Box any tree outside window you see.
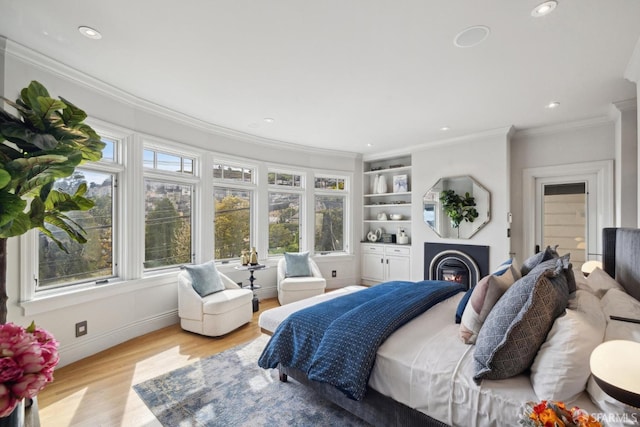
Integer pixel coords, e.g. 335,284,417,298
144,180,192,269
38,170,114,289
214,187,251,260
268,192,300,254
314,195,345,253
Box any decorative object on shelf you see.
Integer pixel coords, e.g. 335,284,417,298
381,233,395,243
367,228,383,242
376,212,388,221
240,250,249,266
376,174,388,194
393,174,408,193
0,81,105,324
389,214,403,220
440,189,479,229
518,400,602,427
0,321,59,420
372,174,380,194
590,340,640,408
249,247,258,265
397,228,409,245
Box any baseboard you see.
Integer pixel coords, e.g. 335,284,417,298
58,310,179,367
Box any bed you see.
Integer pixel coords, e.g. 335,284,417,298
258,228,640,427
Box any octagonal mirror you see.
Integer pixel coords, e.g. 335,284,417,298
423,175,490,239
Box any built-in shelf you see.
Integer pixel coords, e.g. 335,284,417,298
363,192,411,197
364,165,412,175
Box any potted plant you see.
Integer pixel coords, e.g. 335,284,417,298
0,81,105,324
439,189,479,233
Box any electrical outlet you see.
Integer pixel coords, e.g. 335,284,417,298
75,320,88,337
331,270,337,278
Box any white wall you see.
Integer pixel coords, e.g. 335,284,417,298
409,129,512,280
612,100,638,227
2,40,361,367
510,120,616,261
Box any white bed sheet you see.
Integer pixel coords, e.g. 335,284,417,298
369,293,600,426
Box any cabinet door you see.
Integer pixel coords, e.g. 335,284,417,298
362,252,385,282
385,255,411,281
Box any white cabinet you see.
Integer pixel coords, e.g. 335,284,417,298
361,243,411,285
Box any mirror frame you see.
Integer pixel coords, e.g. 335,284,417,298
423,175,490,239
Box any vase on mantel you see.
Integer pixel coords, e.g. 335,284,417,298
0,399,25,427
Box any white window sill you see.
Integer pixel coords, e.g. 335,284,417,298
20,271,179,316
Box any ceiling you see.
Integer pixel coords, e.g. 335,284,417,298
1,1,639,155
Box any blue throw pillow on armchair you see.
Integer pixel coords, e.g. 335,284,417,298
284,252,311,277
184,261,225,297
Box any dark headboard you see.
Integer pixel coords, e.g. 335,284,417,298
602,227,640,301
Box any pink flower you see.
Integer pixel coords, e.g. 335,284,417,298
0,357,23,382
0,322,59,407
0,383,18,418
11,373,48,399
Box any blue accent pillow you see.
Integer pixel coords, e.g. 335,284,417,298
184,261,225,297
520,245,559,276
455,288,473,324
473,255,571,383
492,258,514,276
284,252,311,277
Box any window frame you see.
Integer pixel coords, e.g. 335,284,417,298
267,168,306,256
312,171,351,255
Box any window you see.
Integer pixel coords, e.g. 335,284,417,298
143,147,195,270
144,180,193,269
38,169,115,289
269,192,301,254
144,149,193,174
268,172,302,187
314,174,348,253
213,161,256,260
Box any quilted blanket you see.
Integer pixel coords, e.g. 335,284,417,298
258,280,465,400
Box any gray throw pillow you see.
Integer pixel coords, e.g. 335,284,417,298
184,261,225,297
284,252,311,277
520,245,559,276
473,255,571,383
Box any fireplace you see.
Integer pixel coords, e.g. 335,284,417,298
424,243,490,289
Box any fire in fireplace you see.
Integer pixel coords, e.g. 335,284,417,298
424,243,490,289
438,258,470,286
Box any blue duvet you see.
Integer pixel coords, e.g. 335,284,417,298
258,280,465,400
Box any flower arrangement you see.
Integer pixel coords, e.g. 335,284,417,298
519,400,602,427
0,322,59,417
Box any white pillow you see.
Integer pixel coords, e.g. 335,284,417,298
530,290,606,403
573,268,596,295
600,288,640,342
586,267,625,298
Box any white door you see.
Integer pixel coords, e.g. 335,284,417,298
523,160,613,267
386,255,411,281
362,252,385,282
534,176,596,271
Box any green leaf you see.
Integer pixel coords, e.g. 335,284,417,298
0,190,27,227
59,97,87,125
0,169,10,189
0,211,31,238
23,81,50,113
37,97,66,120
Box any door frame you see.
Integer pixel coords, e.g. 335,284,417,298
522,160,614,261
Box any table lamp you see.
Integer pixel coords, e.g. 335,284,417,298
581,260,603,276
590,340,640,408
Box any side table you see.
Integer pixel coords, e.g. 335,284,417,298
234,264,268,312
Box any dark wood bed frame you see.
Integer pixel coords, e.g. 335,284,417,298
277,228,640,427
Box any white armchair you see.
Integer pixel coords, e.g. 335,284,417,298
277,256,326,305
178,269,253,336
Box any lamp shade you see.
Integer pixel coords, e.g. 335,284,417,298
581,260,603,275
590,340,640,408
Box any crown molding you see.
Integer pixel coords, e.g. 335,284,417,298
612,98,638,113
624,35,640,83
1,37,359,160
512,115,613,138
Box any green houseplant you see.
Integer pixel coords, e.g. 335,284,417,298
439,189,479,230
0,81,105,323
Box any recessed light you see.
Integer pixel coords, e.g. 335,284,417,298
454,25,491,48
545,101,560,109
531,1,558,18
78,26,102,40
263,118,275,124
440,126,450,131
367,143,373,147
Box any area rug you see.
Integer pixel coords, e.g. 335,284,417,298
133,334,371,427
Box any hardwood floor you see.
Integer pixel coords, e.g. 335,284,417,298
38,298,280,427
